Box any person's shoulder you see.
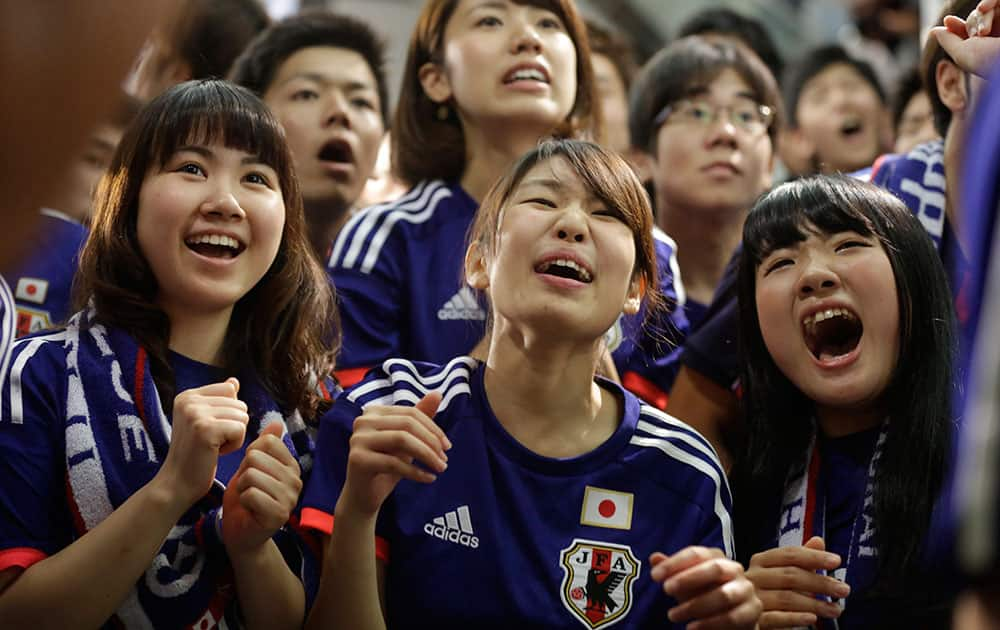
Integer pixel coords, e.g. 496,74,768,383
340,355,479,412
328,180,464,273
1,327,70,421
626,402,727,491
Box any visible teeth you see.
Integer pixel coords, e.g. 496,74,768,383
539,258,592,281
802,307,856,331
509,68,546,82
186,234,240,250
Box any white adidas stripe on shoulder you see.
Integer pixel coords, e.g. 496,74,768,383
347,356,477,413
638,406,724,467
7,330,67,424
328,181,431,269
0,277,17,396
653,226,686,306
335,181,453,273
630,407,733,558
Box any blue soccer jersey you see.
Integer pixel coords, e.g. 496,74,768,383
0,324,314,629
328,181,690,402
301,357,732,629
5,209,88,337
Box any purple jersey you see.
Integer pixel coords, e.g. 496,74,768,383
328,181,690,402
6,209,88,337
301,357,731,629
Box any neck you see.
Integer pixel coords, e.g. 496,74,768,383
482,322,619,458
943,125,967,255
657,203,744,304
163,305,232,367
304,197,352,262
460,121,554,202
815,404,884,438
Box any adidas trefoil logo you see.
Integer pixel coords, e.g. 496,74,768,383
437,287,486,321
423,504,480,548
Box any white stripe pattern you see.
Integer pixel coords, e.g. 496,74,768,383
630,408,733,558
328,181,431,269
337,181,453,273
653,227,686,307
8,331,67,424
0,277,19,419
347,356,476,414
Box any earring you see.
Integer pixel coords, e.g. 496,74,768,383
436,104,449,121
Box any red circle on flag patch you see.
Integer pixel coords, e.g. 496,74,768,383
26,285,36,295
598,499,616,518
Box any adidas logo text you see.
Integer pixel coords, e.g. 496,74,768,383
437,287,486,321
424,505,479,548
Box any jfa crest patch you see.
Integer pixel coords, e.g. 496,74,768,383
559,538,640,629
15,305,51,337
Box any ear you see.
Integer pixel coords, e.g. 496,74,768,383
418,61,453,104
623,275,645,316
936,59,968,116
777,127,815,177
465,241,490,290
627,149,656,186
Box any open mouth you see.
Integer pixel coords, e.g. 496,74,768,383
318,139,354,166
802,307,863,361
840,117,864,138
185,233,245,259
503,66,549,85
535,258,592,283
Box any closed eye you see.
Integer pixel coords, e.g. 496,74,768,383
291,88,319,101
526,197,557,208
592,208,623,221
835,239,871,252
351,97,375,110
762,257,793,275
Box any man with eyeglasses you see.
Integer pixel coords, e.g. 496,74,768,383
629,36,781,332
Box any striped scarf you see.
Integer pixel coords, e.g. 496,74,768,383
63,308,316,629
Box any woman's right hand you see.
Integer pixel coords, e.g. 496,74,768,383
156,377,250,510
746,536,850,629
336,391,450,518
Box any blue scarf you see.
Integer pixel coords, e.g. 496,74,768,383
63,308,317,629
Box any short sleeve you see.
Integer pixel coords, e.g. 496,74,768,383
0,336,72,571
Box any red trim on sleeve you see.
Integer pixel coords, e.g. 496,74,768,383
0,547,47,571
335,366,371,388
622,371,669,410
375,537,390,564
300,507,335,535
298,509,391,563
869,153,889,181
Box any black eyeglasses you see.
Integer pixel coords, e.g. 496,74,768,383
653,99,775,136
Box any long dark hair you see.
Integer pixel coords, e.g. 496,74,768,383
734,175,956,587
76,79,338,417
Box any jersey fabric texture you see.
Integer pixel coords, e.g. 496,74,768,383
5,209,88,337
0,313,316,629
328,181,690,404
301,357,731,629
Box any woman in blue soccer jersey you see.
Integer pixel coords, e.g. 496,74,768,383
733,176,959,628
328,0,688,408
305,139,761,629
0,80,337,628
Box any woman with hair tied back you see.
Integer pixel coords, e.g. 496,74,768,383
0,80,338,629
327,0,688,411
305,139,761,630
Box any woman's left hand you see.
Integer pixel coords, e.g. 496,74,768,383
651,546,761,630
221,423,303,555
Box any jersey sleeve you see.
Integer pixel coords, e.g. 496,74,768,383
0,335,72,571
680,249,741,392
327,209,406,377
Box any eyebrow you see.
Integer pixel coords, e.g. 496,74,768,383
175,145,268,166
520,177,564,192
464,0,509,15
274,72,375,93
